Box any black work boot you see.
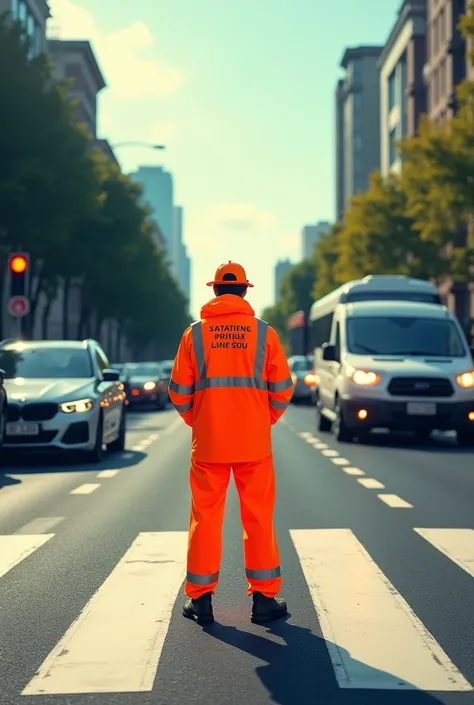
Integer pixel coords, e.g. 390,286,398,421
182,592,214,624
251,591,288,624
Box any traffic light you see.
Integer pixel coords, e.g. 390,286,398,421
8,252,30,297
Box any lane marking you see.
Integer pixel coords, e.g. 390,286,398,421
414,529,474,579
164,417,182,434
0,534,54,578
358,478,385,489
131,445,147,452
298,432,314,439
343,467,365,476
378,494,413,508
321,449,339,457
148,434,159,441
15,518,63,535
96,470,119,479
290,528,472,691
70,484,101,495
313,443,328,449
22,531,188,695
330,457,350,466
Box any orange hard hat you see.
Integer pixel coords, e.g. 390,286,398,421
207,261,254,287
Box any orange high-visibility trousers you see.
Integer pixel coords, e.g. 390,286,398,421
185,454,282,600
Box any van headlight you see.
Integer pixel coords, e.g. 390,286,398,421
59,399,94,413
456,371,474,388
349,369,381,386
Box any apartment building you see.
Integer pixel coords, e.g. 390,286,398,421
0,0,50,56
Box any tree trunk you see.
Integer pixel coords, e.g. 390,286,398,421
24,259,45,339
62,276,70,340
93,313,103,342
41,297,53,339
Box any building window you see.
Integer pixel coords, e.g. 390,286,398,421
440,59,446,96
388,69,396,111
389,127,397,166
433,17,438,56
353,58,362,83
11,0,19,20
18,0,26,24
433,67,439,105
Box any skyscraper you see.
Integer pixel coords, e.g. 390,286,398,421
302,222,331,260
274,259,293,303
130,166,174,268
173,206,191,304
336,46,382,222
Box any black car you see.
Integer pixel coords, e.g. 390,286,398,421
123,362,169,410
0,366,7,458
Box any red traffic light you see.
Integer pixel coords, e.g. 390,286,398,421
10,255,28,273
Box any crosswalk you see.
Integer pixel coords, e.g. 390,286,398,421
0,528,473,695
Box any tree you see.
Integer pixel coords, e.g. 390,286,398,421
313,223,342,299
335,171,442,283
0,17,99,333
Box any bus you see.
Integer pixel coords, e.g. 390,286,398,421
309,275,442,352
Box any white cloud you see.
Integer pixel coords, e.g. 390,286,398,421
47,0,184,99
208,203,276,233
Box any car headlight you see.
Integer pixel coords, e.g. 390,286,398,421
59,399,94,413
143,381,156,390
349,369,381,386
304,373,318,386
456,370,474,388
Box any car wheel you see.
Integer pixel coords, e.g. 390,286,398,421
456,428,474,447
107,409,126,452
83,413,104,463
316,395,332,432
333,400,353,443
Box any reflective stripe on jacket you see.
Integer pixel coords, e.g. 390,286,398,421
169,294,293,462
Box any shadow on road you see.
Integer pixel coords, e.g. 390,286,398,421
0,449,147,474
0,472,21,490
354,432,474,454
205,618,466,705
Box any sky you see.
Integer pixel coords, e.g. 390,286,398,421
47,0,401,319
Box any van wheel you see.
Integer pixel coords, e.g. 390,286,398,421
316,398,331,432
333,401,353,442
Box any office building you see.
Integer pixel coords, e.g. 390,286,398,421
274,259,293,303
336,46,382,222
0,0,50,57
302,222,330,259
173,206,191,301
425,0,470,123
130,166,174,263
379,0,427,175
48,40,105,139
424,0,473,333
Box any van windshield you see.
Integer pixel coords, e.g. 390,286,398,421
346,317,466,357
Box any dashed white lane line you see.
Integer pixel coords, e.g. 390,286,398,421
298,432,314,439
70,484,101,495
15,517,64,535
378,494,413,508
343,467,365,476
96,470,119,479
121,452,134,459
0,534,54,579
358,478,385,489
321,449,339,457
165,417,182,435
313,443,328,449
330,457,350,466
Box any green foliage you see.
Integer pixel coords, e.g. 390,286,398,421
313,224,341,299
0,17,189,353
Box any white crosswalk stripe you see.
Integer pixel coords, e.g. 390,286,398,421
0,528,471,694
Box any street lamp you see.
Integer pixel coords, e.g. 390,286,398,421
111,142,166,150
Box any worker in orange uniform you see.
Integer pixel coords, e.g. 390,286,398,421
169,261,293,625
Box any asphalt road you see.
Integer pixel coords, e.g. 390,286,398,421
0,403,473,705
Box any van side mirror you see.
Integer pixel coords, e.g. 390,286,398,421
103,369,120,382
322,343,336,362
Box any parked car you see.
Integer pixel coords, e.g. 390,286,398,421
0,366,8,460
0,339,126,462
288,355,316,404
122,362,169,410
158,359,174,402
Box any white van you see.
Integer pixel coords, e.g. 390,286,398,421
314,300,474,446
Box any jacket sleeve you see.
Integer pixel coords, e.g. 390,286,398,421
266,325,293,425
168,327,195,426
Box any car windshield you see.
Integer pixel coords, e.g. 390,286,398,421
0,347,93,378
347,292,441,304
346,317,466,357
161,364,173,377
127,364,160,378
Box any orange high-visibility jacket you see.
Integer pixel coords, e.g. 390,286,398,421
169,294,293,463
